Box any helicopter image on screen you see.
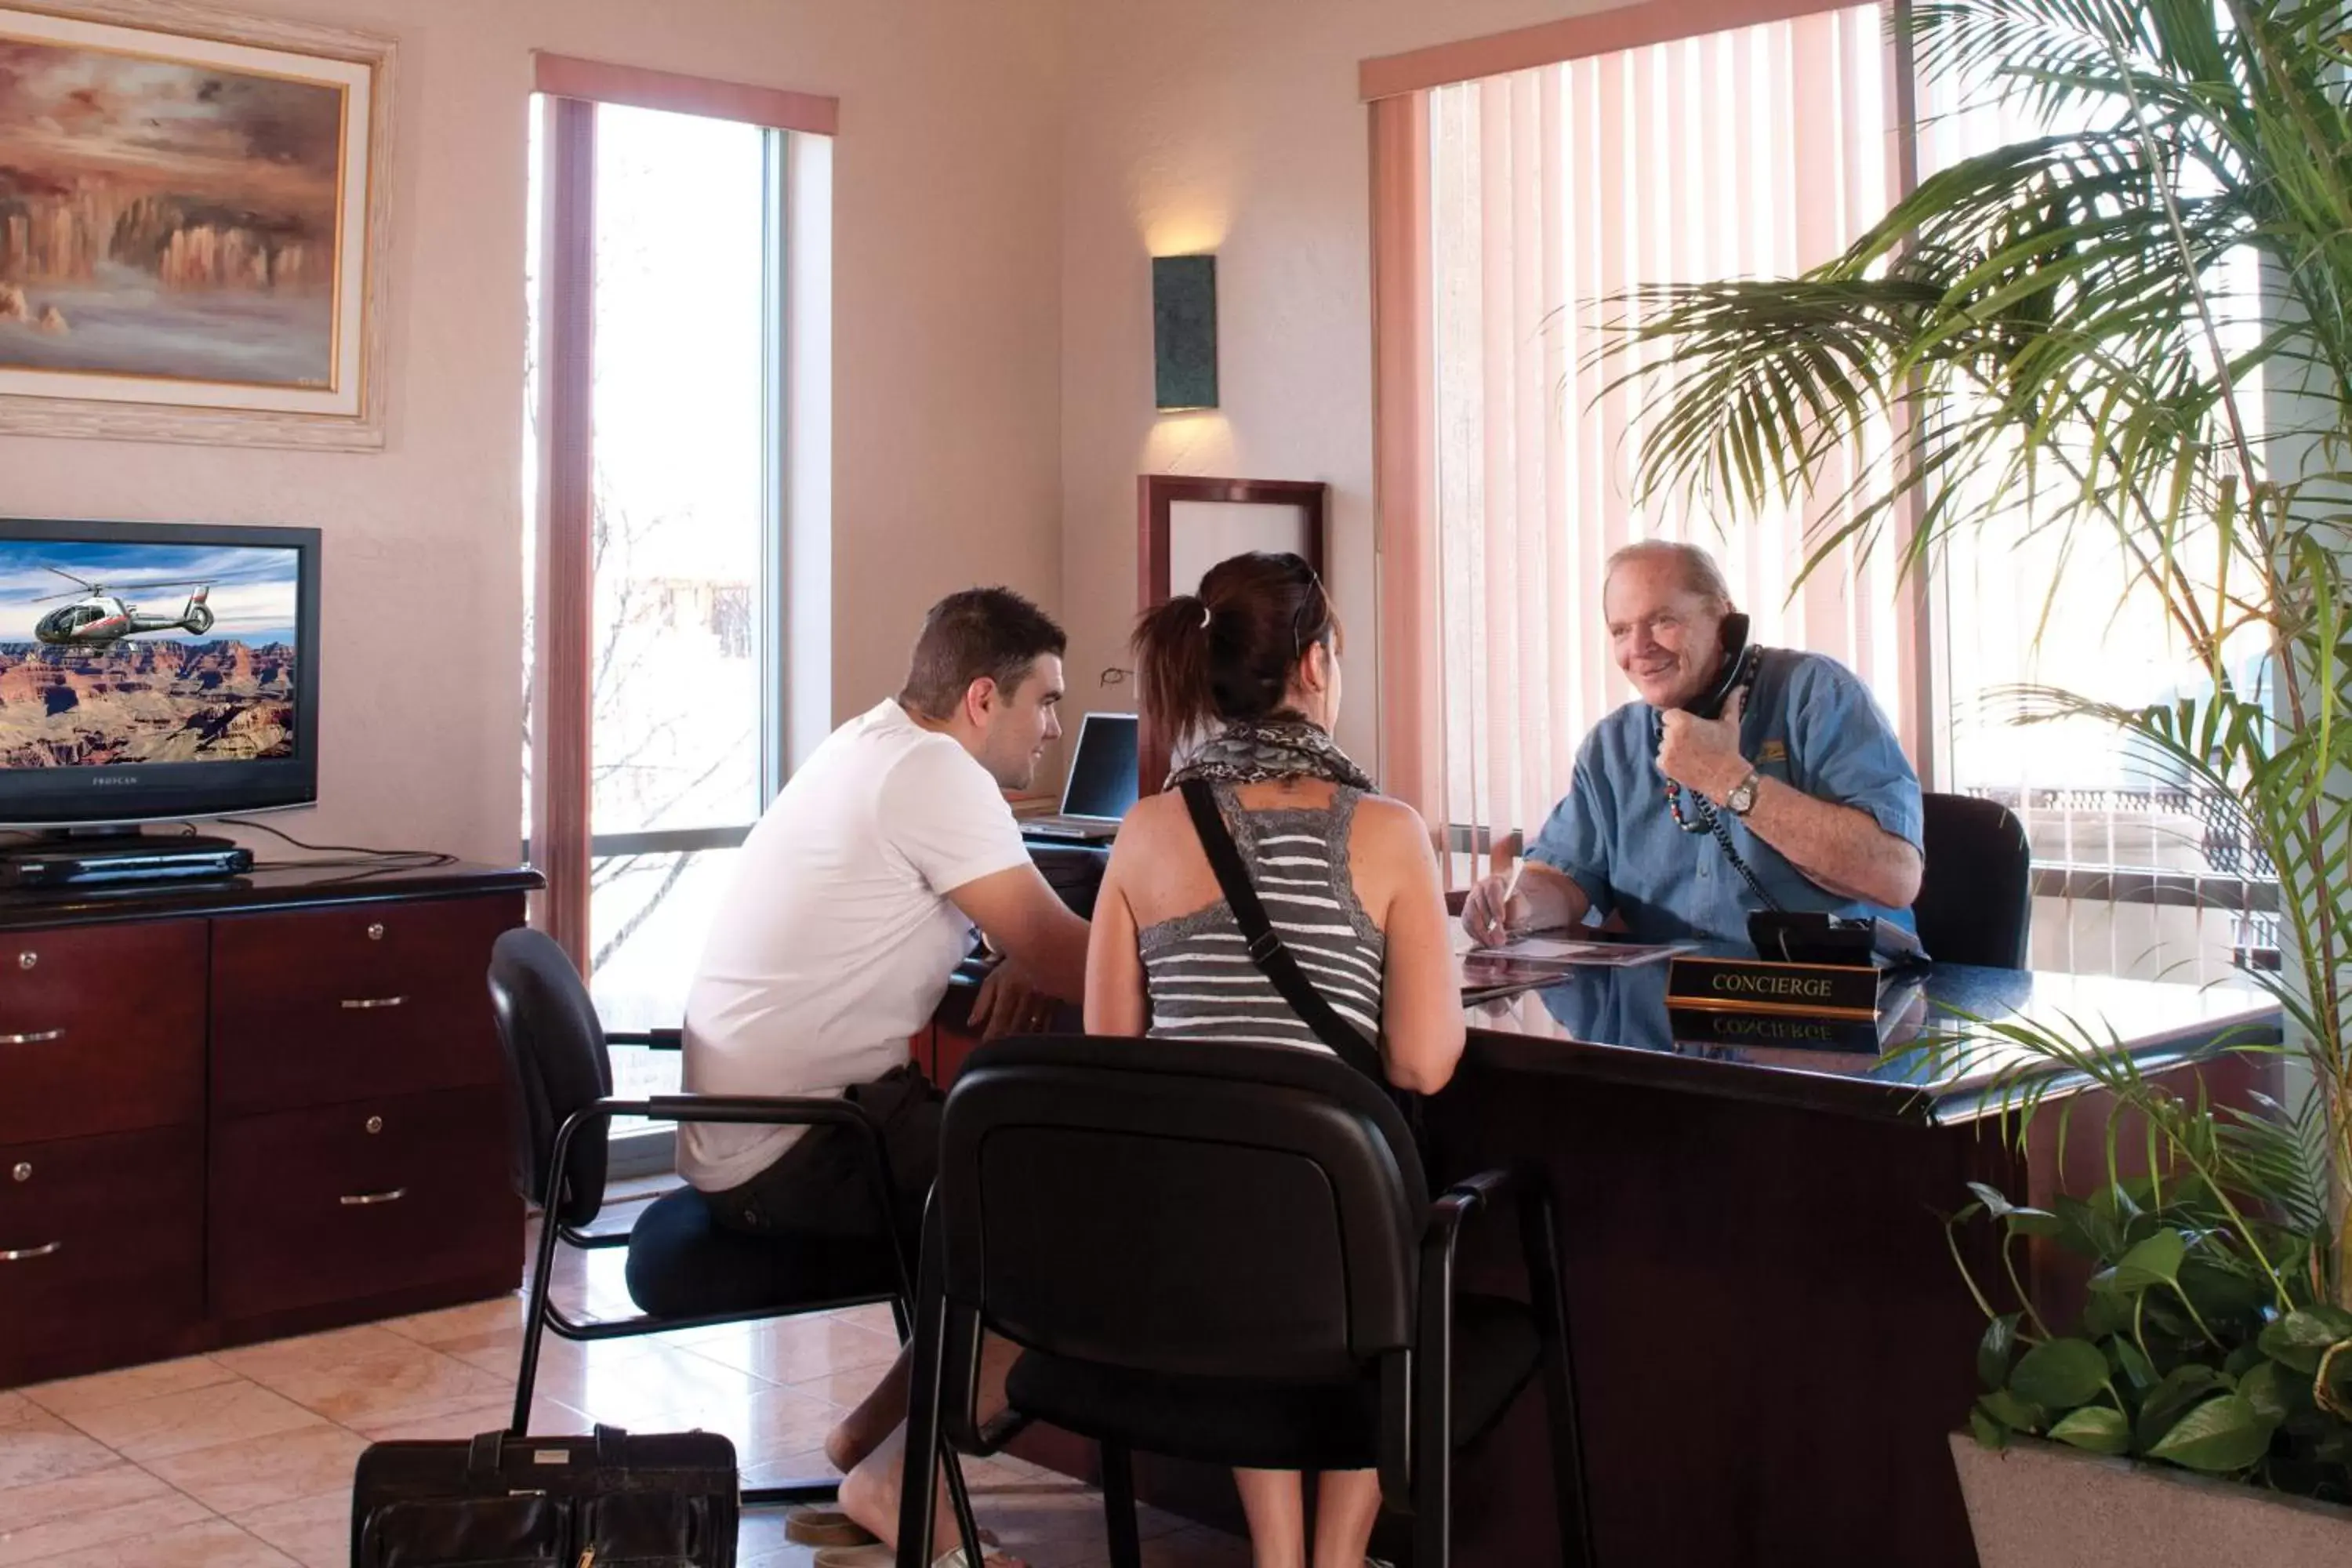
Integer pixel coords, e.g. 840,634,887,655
31,568,216,647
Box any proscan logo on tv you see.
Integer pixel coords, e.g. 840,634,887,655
89,776,141,786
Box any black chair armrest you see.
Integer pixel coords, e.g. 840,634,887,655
642,1092,881,1131
548,1091,913,1292
554,1094,878,1140
1425,1164,1522,1238
1395,1165,1533,1511
1426,1164,1557,1298
605,1029,683,1051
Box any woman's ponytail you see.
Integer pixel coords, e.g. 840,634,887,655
1131,593,1218,742
1131,553,1338,742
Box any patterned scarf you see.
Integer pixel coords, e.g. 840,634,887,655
1165,717,1375,792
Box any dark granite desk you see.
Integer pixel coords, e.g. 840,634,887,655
1462,956,2274,1124
1432,960,2277,1568
941,848,2279,1566
952,952,2275,1566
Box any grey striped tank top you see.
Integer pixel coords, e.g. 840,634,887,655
1138,781,1385,1053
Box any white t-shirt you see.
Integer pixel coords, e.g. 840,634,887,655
677,699,1033,1191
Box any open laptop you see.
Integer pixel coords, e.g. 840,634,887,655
1021,712,1140,841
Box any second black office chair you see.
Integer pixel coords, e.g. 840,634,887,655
1915,792,2034,969
892,1035,1595,1568
485,927,983,1543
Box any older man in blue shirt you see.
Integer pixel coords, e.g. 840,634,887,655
1463,540,1923,947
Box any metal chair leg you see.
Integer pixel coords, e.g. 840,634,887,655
1414,1233,1457,1568
895,1218,951,1568
1101,1440,1143,1568
1412,1414,1453,1568
1520,1181,1595,1568
744,1274,920,1513
510,1196,572,1433
942,1447,986,1567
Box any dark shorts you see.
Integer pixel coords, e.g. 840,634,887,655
699,1065,944,1253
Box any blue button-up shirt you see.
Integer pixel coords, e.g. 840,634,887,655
1526,648,1923,945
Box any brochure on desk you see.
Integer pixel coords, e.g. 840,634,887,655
1459,933,1696,999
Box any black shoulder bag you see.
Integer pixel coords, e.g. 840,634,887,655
1178,779,1427,1145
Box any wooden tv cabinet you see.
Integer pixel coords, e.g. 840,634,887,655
0,860,540,1388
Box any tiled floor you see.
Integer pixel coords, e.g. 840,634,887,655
0,1193,1249,1568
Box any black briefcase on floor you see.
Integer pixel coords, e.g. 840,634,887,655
350,1424,739,1567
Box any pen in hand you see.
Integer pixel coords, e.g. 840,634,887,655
1488,855,1526,945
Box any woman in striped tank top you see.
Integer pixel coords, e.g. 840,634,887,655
1085,551,1464,1568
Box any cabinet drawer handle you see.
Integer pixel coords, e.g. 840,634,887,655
339,1188,408,1207
0,1027,64,1045
0,1240,61,1262
340,996,407,1011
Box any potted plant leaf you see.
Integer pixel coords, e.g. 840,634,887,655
1604,0,2352,1556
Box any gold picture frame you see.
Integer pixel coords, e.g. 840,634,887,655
0,0,395,449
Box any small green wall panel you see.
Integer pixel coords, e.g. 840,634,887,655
1153,254,1218,411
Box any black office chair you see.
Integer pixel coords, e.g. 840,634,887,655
485,927,984,1540
891,1035,1595,1568
1913,793,2033,969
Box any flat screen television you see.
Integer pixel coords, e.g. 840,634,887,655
0,518,320,831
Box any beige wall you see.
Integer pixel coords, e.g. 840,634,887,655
5,0,1068,863
1057,0,1602,769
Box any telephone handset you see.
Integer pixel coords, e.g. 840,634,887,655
1684,613,1759,720
1657,612,1779,913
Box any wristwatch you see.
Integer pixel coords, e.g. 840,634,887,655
1722,767,1763,818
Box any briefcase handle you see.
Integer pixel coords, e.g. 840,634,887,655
594,1424,629,1468
461,1424,633,1485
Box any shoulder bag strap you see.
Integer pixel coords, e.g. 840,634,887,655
1178,779,1388,1087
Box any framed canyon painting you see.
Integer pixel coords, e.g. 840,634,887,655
0,1,394,448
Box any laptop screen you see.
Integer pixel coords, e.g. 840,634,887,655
1060,713,1141,819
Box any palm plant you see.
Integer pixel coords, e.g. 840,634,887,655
1604,0,2352,1498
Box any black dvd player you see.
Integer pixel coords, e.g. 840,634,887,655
0,833,254,889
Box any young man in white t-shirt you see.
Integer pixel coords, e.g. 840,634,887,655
679,586,1087,1564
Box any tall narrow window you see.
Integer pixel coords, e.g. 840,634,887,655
524,63,834,1131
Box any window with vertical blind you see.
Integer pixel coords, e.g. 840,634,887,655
1421,5,1911,863
1383,4,2272,983
523,59,833,1160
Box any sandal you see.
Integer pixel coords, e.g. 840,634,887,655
784,1506,877,1547
811,1548,1022,1568
797,1522,1002,1554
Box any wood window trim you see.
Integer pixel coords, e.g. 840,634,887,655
1359,0,1864,101
532,97,597,974
532,53,838,133
531,59,832,973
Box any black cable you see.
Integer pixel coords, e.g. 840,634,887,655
208,816,459,871
1693,795,1782,912
1652,663,1781,914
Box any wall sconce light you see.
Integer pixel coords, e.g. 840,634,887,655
1152,254,1218,412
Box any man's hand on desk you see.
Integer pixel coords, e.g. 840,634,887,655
1461,878,1533,947
969,960,1059,1041
1462,859,1588,946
